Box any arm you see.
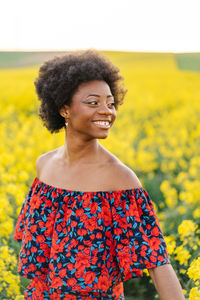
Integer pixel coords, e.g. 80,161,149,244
148,263,185,300
113,164,185,299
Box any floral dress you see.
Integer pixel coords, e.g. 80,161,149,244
14,177,170,299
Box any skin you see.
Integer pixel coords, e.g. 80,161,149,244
59,80,117,166
38,80,185,299
148,264,185,299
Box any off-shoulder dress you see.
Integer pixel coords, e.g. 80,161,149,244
14,176,170,300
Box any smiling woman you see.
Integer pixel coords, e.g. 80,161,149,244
14,49,185,300
60,79,117,138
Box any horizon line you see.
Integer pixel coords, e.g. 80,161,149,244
0,48,200,54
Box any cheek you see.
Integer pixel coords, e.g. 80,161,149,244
70,106,93,125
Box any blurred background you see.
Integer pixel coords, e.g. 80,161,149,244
0,0,200,299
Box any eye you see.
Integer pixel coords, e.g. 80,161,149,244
87,101,115,107
88,101,97,104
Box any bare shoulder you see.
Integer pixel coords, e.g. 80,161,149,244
101,147,143,189
36,148,58,178
109,161,143,189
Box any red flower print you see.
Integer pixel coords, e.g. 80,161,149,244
96,274,110,292
146,224,151,230
14,177,170,299
82,194,92,208
90,201,98,214
141,245,147,251
59,268,67,278
158,255,165,262
151,226,160,236
83,271,96,284
29,263,37,272
30,246,37,253
36,256,46,263
75,208,84,218
52,191,58,198
149,237,161,251
30,224,37,233
101,206,112,226
38,220,45,228
66,277,77,288
40,243,50,257
113,227,123,236
74,252,90,270
84,217,98,232
150,255,157,263
77,228,88,236
24,230,33,243
140,250,146,257
50,292,61,299
83,240,93,247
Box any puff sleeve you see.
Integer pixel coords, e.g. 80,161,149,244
110,187,170,282
14,177,37,243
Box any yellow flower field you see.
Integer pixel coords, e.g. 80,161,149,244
0,51,200,299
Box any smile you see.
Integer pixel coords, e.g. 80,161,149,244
93,121,111,129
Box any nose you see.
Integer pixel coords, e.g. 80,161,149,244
97,103,113,115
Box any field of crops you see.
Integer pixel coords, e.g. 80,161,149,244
0,51,200,299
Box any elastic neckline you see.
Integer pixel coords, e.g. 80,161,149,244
35,177,144,194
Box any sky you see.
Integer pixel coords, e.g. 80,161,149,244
0,0,200,52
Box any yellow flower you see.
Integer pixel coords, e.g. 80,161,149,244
178,205,187,215
15,296,25,300
182,289,187,295
164,236,176,255
193,208,200,219
179,268,186,274
143,269,149,276
174,245,191,266
189,287,200,300
195,281,200,286
160,180,171,193
188,257,200,282
166,187,178,208
178,220,198,239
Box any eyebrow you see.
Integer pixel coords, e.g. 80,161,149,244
86,94,113,98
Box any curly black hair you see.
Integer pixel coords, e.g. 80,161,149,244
34,49,127,134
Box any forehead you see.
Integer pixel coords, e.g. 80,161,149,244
75,80,112,96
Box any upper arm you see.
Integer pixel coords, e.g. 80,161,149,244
147,264,185,300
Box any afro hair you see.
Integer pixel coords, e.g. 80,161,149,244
34,49,127,133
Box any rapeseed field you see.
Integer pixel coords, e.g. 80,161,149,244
0,52,200,299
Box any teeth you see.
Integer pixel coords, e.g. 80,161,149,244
94,121,110,126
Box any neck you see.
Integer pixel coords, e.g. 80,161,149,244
60,129,103,166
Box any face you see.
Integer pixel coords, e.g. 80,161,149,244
61,80,117,140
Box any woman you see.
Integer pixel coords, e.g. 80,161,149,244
14,49,185,299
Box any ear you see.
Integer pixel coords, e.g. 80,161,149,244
59,105,70,118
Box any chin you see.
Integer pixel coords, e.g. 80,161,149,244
97,135,108,139
95,133,109,139
86,129,110,140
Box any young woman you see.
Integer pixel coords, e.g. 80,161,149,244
14,49,185,299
